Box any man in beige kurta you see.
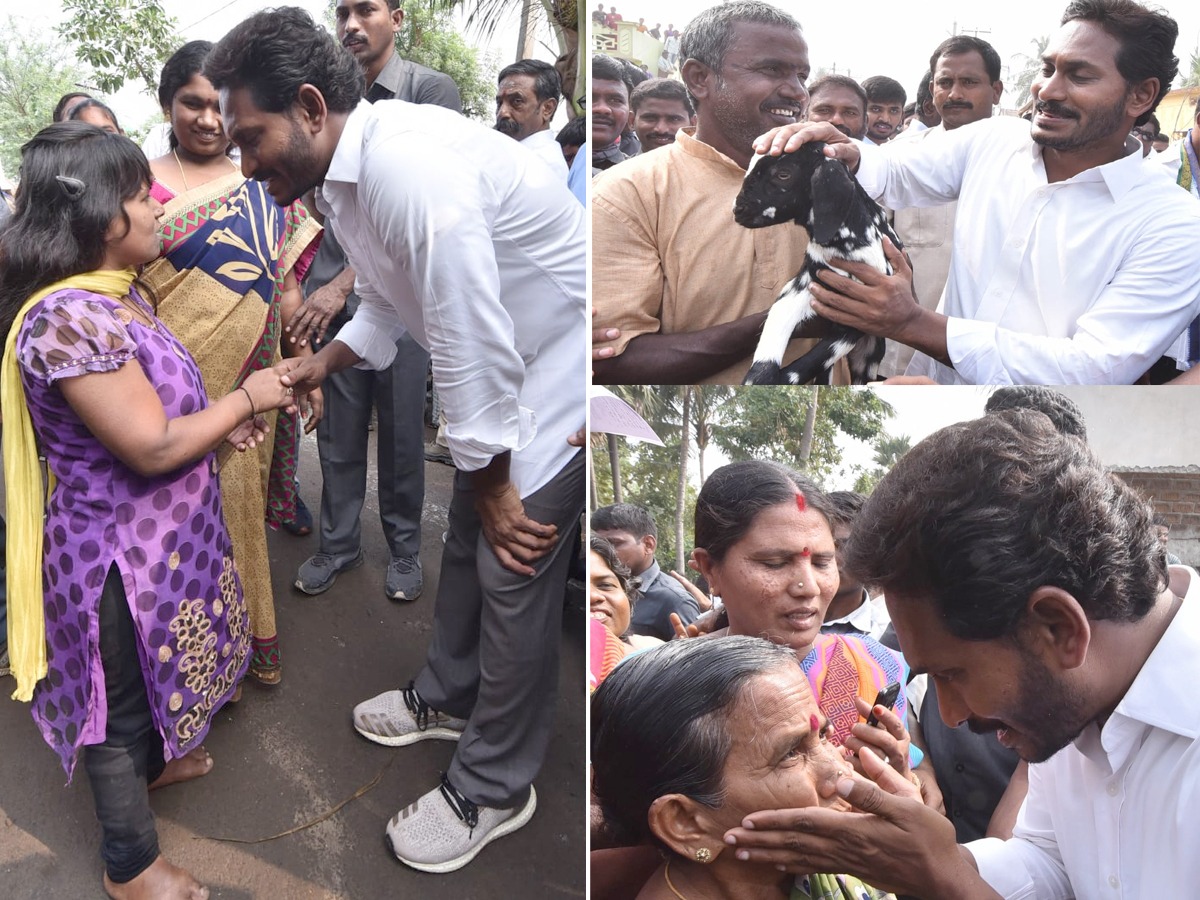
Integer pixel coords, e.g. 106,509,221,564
591,2,849,386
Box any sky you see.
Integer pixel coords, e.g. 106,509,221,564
2,0,542,131
603,0,1200,107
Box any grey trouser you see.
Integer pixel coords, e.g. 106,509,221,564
314,334,429,559
415,451,585,808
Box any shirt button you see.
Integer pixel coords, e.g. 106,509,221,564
1037,189,1046,197
1011,238,1023,248
1107,781,1118,796
1109,875,1119,889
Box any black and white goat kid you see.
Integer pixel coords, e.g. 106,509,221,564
733,142,905,385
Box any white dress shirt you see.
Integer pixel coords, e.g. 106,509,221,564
520,127,570,181
967,566,1200,899
855,116,1200,384
1155,136,1200,369
821,590,891,641
321,100,586,498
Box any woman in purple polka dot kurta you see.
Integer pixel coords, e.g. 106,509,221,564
0,125,297,898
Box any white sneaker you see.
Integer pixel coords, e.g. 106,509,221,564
386,776,537,873
352,681,467,747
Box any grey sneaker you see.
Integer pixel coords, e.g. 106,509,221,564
294,549,365,595
423,442,455,466
386,775,537,873
385,554,422,602
352,681,467,747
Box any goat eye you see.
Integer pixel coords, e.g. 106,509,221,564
775,171,791,181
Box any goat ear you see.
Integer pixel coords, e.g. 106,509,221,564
808,161,856,245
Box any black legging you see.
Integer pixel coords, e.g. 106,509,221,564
83,564,166,883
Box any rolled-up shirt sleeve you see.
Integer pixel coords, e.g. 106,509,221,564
356,134,533,473
335,276,408,370
965,763,1073,900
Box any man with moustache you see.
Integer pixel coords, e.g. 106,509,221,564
629,78,694,153
289,0,459,602
862,75,907,144
751,0,1200,385
495,59,568,180
592,0,850,385
805,74,868,141
592,54,632,171
723,408,1200,898
879,35,1003,377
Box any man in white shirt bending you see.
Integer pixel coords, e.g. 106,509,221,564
752,0,1200,385
208,8,585,874
494,58,570,180
723,406,1200,900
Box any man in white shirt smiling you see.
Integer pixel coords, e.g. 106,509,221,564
751,0,1200,385
207,7,585,873
723,407,1200,899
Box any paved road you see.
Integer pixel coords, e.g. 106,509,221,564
0,429,586,899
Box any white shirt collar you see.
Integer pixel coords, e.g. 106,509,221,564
325,101,372,186
1109,566,1200,742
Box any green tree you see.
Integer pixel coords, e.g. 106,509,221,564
713,387,894,483
57,0,178,96
398,3,499,121
853,432,912,494
0,18,90,177
425,0,584,116
1180,46,1200,89
1009,36,1050,110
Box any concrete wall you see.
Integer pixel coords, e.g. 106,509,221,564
1112,468,1200,567
1054,387,1200,469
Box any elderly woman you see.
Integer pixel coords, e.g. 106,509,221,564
689,461,935,791
592,636,903,900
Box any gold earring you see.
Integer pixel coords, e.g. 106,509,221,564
695,847,712,863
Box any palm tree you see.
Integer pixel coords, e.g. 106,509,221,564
423,0,585,115
1181,46,1200,89
1009,35,1050,110
873,433,912,470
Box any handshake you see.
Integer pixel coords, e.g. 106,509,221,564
225,357,330,452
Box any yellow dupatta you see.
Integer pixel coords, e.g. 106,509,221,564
2,268,136,701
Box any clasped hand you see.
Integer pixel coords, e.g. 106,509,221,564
474,482,559,577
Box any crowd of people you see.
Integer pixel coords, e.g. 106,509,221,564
0,1,586,897
589,386,1200,900
589,0,1200,385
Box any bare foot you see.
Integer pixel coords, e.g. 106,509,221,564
104,855,209,900
149,746,213,791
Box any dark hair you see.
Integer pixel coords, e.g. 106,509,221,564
680,1,801,75
1060,0,1178,127
1152,514,1170,529
0,124,152,346
915,70,935,112
498,58,562,103
806,74,867,116
591,636,799,847
862,75,906,107
1146,112,1160,132
52,92,91,123
827,491,867,530
621,57,652,90
67,99,122,133
984,387,1087,439
205,7,365,114
903,102,916,118
590,536,642,618
593,503,657,539
928,35,1002,84
694,461,835,563
158,40,216,151
631,78,695,116
844,410,1166,642
555,114,587,147
592,54,631,95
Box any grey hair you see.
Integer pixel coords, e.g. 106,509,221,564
680,0,803,109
